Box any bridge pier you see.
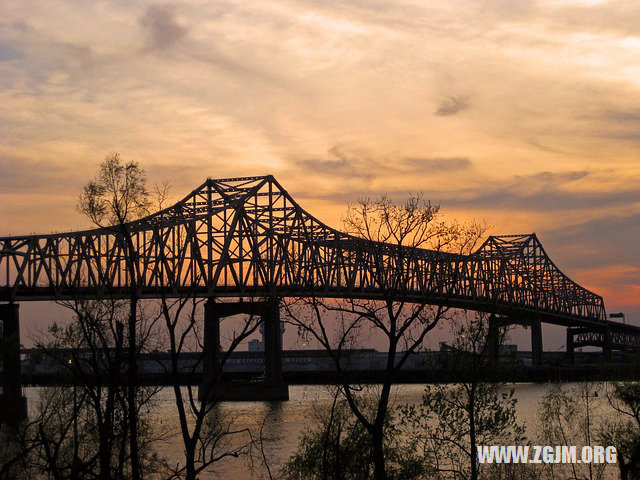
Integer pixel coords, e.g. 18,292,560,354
0,303,28,425
487,315,500,363
566,328,575,364
486,315,544,366
531,320,543,367
603,328,613,363
263,300,285,390
199,299,288,402
202,298,221,399
566,327,617,364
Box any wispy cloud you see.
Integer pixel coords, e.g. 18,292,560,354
403,157,471,171
435,95,470,116
291,146,472,187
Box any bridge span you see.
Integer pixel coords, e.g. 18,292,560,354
1,175,638,410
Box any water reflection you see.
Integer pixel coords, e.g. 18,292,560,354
1,384,625,479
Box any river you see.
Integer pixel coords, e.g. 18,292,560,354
22,383,622,479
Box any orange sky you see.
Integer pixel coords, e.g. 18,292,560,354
1,0,638,344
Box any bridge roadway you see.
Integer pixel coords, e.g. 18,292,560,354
1,176,638,413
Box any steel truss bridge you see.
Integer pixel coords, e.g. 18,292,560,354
0,175,638,352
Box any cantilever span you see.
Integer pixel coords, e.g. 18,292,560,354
0,175,609,327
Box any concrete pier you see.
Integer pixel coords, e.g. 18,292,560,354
566,328,575,364
531,320,543,367
487,315,501,363
202,298,221,398
484,315,544,366
0,303,28,425
199,299,288,402
566,327,615,364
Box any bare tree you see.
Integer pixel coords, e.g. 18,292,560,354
77,153,154,480
284,194,488,480
34,299,126,480
156,291,263,480
23,295,165,480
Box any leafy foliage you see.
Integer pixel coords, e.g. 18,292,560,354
538,383,609,480
398,316,524,480
399,383,524,479
600,382,640,480
283,393,423,480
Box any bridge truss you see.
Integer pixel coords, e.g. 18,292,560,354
0,175,611,329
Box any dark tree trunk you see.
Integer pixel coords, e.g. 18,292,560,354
371,430,387,480
469,385,478,480
127,295,141,480
185,441,196,480
123,228,141,480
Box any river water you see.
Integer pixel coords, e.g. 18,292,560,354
23,383,621,479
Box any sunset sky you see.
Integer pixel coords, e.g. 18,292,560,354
1,0,638,346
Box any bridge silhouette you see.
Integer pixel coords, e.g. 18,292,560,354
1,175,638,408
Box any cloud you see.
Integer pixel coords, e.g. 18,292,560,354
604,109,640,124
295,167,640,215
293,147,472,184
539,213,640,319
1,0,640,317
543,1,640,38
403,157,471,172
578,108,640,144
139,4,188,51
542,213,640,272
435,95,470,116
512,170,588,188
0,43,21,62
439,170,640,212
295,146,379,181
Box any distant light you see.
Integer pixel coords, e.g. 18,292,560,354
68,358,72,365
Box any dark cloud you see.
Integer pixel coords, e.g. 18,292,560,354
0,44,21,62
404,157,471,172
189,49,286,86
0,21,105,94
604,109,640,124
139,5,286,85
139,5,188,51
435,95,470,116
526,138,575,156
602,109,640,142
542,213,640,272
512,170,588,186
